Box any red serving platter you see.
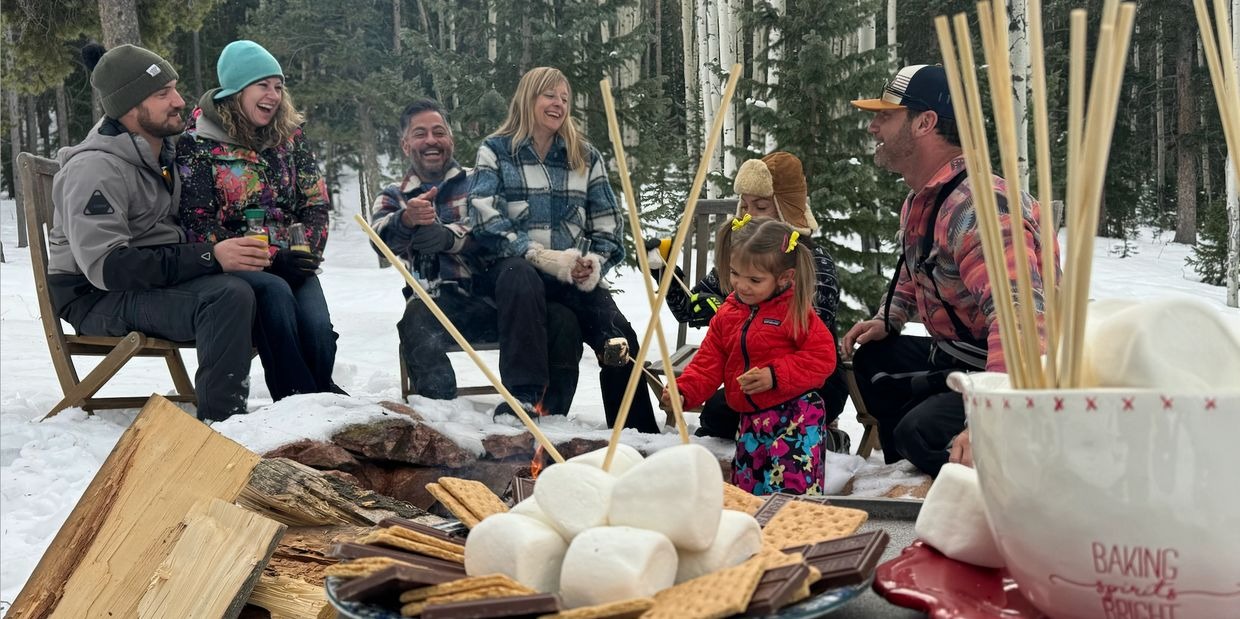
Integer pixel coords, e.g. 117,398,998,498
873,540,1049,618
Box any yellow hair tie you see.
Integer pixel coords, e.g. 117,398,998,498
731,213,752,230
784,230,800,253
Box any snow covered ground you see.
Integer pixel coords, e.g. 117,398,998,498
1,168,1237,608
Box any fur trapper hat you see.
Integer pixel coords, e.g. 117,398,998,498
732,152,818,235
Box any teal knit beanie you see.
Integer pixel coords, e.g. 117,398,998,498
88,44,178,119
214,40,283,100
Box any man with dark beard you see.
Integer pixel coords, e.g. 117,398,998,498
47,43,268,422
370,99,584,418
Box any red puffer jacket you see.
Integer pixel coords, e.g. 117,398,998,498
677,287,836,413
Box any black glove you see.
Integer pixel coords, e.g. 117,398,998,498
408,223,455,253
685,292,723,327
269,249,322,286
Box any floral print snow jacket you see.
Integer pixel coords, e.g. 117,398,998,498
176,96,330,254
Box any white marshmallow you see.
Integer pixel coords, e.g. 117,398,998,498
464,512,568,592
533,462,616,539
675,510,762,583
559,526,678,608
1083,297,1240,390
508,497,561,535
609,443,724,551
567,443,644,476
914,463,1004,568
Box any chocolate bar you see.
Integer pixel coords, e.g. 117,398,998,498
743,563,812,616
510,475,536,504
782,530,889,591
335,564,460,603
379,516,468,542
419,592,560,618
752,493,832,527
329,543,467,575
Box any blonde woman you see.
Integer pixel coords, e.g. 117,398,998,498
468,66,657,432
177,40,339,401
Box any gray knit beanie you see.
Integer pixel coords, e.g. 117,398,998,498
86,44,179,119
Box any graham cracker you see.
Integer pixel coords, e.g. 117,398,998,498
539,597,654,619
359,531,466,564
722,483,764,515
425,482,481,528
760,501,868,549
755,545,805,569
323,556,410,579
383,526,466,555
399,574,532,603
400,586,532,617
439,477,509,522
642,555,766,619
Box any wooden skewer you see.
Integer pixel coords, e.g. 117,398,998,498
937,13,1025,387
603,63,743,471
1194,0,1240,185
599,77,690,446
670,270,694,297
978,0,1043,387
354,214,565,463
1027,0,1060,387
1057,9,1088,388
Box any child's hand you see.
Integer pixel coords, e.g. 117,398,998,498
738,367,773,394
658,388,682,411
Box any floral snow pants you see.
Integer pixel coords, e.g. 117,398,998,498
731,392,826,496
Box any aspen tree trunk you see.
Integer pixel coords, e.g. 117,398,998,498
359,103,379,220
857,8,876,54
1156,24,1166,217
1010,0,1029,187
719,0,737,179
1228,0,1239,307
56,84,70,147
393,0,402,54
487,1,497,62
887,0,898,64
654,0,663,78
7,86,27,248
682,0,698,158
98,0,141,47
1174,28,1197,244
702,0,722,196
25,95,39,158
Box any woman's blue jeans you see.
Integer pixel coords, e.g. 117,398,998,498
231,271,338,400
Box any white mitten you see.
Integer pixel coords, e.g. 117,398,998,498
526,243,580,285
575,253,603,292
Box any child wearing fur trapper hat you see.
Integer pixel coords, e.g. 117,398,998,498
732,151,820,235
647,151,850,451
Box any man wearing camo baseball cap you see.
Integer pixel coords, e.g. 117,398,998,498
842,64,1058,479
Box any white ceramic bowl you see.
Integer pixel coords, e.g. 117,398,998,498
953,372,1240,619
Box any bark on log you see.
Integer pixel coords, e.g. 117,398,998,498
239,457,425,527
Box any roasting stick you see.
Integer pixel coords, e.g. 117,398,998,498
978,0,1044,387
1193,0,1240,185
1057,9,1088,388
935,14,1026,387
599,77,690,444
603,64,743,471
1027,0,1060,387
1064,3,1136,388
355,215,565,463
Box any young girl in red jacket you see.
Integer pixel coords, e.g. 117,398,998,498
662,216,837,495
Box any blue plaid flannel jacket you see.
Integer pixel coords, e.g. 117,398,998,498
370,161,477,288
467,134,625,275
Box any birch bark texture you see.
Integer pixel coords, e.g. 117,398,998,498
1010,0,1030,187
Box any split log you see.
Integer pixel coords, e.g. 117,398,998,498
246,574,330,619
262,525,373,586
239,457,427,527
137,498,286,618
9,395,261,619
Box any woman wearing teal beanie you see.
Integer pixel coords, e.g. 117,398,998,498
176,40,342,400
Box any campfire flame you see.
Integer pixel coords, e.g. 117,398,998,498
528,400,549,480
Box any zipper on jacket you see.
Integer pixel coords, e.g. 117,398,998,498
739,303,761,410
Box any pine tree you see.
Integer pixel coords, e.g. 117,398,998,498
740,0,905,324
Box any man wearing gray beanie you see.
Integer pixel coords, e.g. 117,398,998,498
45,43,271,422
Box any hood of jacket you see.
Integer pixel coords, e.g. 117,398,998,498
184,88,237,145
58,116,175,175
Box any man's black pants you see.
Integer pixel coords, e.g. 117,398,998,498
398,258,582,415
850,334,977,477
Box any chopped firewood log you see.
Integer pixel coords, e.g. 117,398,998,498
246,574,331,619
239,457,425,527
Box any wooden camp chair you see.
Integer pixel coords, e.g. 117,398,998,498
642,199,736,418
400,342,501,399
18,152,197,419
